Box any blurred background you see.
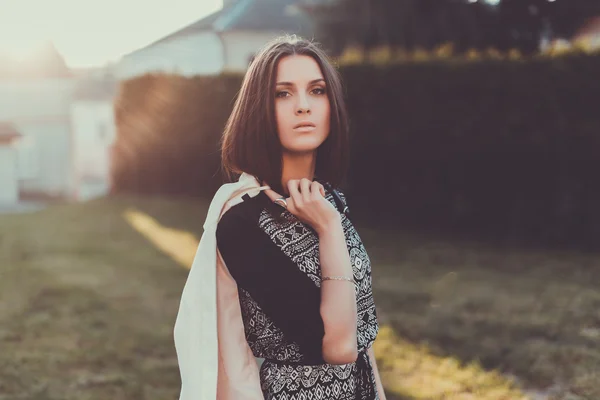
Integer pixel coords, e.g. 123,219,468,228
1,0,600,399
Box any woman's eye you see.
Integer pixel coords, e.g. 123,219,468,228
276,91,290,98
312,87,326,95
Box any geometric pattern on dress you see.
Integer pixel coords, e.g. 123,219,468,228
243,187,380,400
258,188,379,351
258,206,323,287
238,288,303,362
259,361,363,400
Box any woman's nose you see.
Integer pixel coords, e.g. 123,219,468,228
296,95,311,114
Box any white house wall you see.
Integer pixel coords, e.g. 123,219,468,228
220,31,291,73
0,146,18,204
0,79,75,198
116,32,225,80
0,79,74,120
70,101,116,200
15,120,72,197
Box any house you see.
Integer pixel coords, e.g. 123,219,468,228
115,0,317,80
70,76,118,201
0,123,22,204
0,76,77,202
0,42,117,204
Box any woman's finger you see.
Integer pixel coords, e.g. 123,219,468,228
300,178,312,203
264,188,289,204
311,181,324,198
263,188,292,212
287,179,302,209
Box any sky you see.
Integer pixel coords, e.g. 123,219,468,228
0,0,222,68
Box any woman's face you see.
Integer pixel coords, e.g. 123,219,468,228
274,55,330,155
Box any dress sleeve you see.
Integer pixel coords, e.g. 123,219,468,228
216,207,325,361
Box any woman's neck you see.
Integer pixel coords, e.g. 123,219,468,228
279,152,316,195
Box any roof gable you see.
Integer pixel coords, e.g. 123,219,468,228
216,0,313,33
130,0,315,55
144,8,225,49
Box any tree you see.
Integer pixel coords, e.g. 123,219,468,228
303,0,502,54
302,0,600,55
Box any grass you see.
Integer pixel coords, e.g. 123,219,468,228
359,226,600,400
0,195,598,400
0,196,196,400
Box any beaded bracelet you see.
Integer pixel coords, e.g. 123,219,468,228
321,276,356,284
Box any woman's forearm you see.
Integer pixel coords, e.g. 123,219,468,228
317,219,358,364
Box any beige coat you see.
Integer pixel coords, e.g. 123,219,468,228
173,172,270,400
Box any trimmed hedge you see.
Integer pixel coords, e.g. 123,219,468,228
112,73,242,197
344,55,600,247
112,54,600,248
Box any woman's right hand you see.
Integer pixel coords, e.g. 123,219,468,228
264,178,341,235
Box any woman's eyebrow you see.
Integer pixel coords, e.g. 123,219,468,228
276,78,325,86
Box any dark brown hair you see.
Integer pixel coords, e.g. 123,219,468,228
220,35,349,195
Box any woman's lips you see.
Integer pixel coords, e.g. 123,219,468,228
293,125,316,132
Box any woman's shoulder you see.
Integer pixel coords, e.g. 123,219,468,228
216,192,267,242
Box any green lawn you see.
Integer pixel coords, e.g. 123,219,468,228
0,196,598,400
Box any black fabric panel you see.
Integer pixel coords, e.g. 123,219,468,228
216,199,325,361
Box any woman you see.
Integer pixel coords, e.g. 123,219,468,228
175,35,383,400
216,35,384,399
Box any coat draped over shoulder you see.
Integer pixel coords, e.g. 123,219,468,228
173,172,270,400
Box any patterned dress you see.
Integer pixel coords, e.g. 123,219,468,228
216,182,380,400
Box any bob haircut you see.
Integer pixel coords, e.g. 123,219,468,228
220,35,349,195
